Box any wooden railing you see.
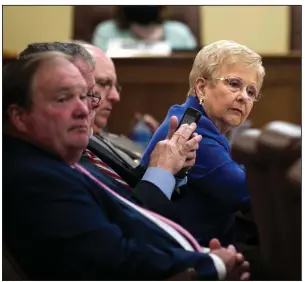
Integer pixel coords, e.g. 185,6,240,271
109,53,301,135
3,52,301,135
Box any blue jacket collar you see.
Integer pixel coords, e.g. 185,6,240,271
183,95,204,112
182,96,230,152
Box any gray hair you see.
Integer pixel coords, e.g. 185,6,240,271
18,42,95,67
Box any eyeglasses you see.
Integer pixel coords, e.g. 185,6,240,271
215,76,261,102
86,90,101,107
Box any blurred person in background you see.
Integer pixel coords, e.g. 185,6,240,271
129,112,160,150
92,5,197,51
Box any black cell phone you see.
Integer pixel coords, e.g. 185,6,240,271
177,107,202,129
175,107,202,178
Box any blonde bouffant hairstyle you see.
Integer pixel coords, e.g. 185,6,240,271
187,40,266,97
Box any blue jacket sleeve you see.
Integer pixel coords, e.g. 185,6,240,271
189,138,250,212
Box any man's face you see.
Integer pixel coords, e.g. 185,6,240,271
93,54,120,129
72,56,97,121
21,57,92,160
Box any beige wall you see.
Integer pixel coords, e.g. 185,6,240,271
200,6,290,54
3,6,73,52
3,6,290,54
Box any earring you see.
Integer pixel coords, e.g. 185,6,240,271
199,96,204,105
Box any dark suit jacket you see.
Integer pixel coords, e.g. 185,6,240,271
3,135,218,280
92,133,139,168
101,131,144,160
79,155,179,222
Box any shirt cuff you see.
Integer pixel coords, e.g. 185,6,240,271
176,176,188,187
209,253,227,280
142,167,175,199
200,247,210,253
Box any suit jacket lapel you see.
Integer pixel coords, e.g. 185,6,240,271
88,138,140,187
93,134,138,168
77,160,184,249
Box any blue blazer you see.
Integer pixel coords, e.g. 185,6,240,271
3,135,218,280
141,96,250,246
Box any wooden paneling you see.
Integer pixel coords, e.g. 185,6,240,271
290,5,302,51
108,53,301,135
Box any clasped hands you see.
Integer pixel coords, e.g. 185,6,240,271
206,238,250,281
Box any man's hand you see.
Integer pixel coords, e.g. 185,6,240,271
208,239,250,280
211,245,250,280
149,116,202,175
182,131,200,170
209,238,222,250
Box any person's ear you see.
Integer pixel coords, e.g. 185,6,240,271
7,104,29,133
194,77,207,104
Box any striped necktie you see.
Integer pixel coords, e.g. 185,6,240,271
82,149,132,190
75,164,202,252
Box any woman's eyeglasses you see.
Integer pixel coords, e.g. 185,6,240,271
215,76,261,102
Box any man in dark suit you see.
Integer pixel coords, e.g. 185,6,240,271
3,50,249,280
18,41,142,167
18,42,191,214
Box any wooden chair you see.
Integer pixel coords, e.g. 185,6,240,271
231,121,301,280
257,122,301,280
284,158,301,280
231,128,275,274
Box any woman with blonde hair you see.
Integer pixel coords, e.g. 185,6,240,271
141,40,265,246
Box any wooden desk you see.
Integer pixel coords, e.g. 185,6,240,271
109,53,301,135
